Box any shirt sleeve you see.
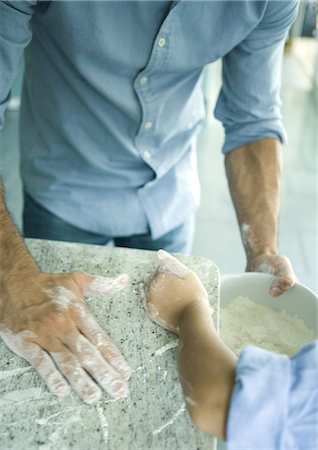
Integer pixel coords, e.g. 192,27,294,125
0,1,37,129
226,341,318,450
214,0,299,153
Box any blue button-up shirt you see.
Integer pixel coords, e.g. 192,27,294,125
0,1,298,239
227,341,318,450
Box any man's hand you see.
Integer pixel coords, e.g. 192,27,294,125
224,138,297,297
0,270,132,404
246,253,296,297
141,250,209,333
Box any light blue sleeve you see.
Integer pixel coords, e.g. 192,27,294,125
226,341,318,450
214,0,299,153
0,1,36,129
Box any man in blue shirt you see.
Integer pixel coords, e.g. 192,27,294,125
0,1,299,403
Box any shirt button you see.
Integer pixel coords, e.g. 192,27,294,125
140,76,148,85
143,151,151,160
144,121,153,130
158,37,166,47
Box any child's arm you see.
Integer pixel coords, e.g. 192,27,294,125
143,250,318,449
143,250,236,440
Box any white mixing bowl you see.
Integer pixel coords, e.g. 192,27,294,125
220,273,317,336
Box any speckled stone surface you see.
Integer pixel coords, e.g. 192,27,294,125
0,239,219,450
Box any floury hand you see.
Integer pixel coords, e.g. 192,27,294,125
0,271,132,404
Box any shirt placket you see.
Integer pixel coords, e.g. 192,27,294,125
133,16,173,175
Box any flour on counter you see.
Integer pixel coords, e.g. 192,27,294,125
220,296,315,356
152,403,186,436
154,340,178,357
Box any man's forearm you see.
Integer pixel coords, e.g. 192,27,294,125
224,138,282,259
0,179,38,278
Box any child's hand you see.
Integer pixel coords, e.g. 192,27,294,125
142,250,209,333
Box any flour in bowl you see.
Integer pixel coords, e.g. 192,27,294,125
220,296,315,356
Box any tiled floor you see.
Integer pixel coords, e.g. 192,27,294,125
0,40,317,298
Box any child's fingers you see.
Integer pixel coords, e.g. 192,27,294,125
139,281,179,334
157,250,189,278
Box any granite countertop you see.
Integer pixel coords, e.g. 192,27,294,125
0,239,219,450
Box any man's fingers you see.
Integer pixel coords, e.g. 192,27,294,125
270,276,296,297
83,273,129,296
25,344,70,397
0,329,70,397
47,271,131,380
4,329,102,404
84,330,132,381
2,335,70,397
157,249,189,278
62,333,129,399
51,349,103,405
73,302,132,381
247,254,297,297
71,271,129,296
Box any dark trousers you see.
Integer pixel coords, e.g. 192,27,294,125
23,192,194,253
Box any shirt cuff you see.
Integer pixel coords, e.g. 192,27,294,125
222,119,287,154
226,346,291,450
